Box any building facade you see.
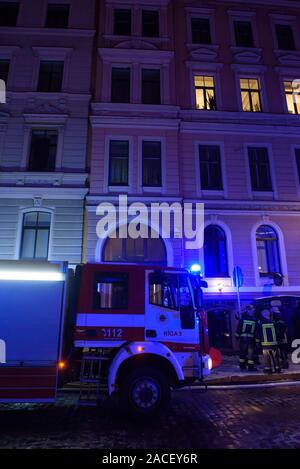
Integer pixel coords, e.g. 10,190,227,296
0,0,95,267
86,0,300,349
1,0,300,349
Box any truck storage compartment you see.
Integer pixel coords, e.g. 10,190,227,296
0,261,67,403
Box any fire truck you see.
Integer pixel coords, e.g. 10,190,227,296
0,260,211,416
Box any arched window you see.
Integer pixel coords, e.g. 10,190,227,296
103,230,167,265
256,225,281,275
204,225,229,277
20,211,51,260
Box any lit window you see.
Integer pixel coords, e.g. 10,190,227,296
20,212,51,260
204,225,229,278
248,147,273,192
240,78,262,112
256,225,281,276
108,140,129,186
284,80,300,114
194,76,216,110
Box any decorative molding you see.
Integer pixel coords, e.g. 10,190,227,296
114,39,158,50
189,46,219,62
0,172,88,189
275,51,300,66
231,47,262,64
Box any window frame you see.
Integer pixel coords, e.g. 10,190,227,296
0,2,19,27
248,146,273,193
240,77,263,113
194,74,217,111
37,60,64,93
186,7,217,46
198,144,223,191
45,3,70,29
255,225,282,277
113,7,132,36
283,79,300,115
108,139,130,187
141,67,161,105
195,140,227,197
203,224,229,278
27,128,59,172
93,272,129,310
141,9,160,38
111,66,131,103
19,211,52,261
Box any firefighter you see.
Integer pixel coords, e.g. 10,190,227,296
235,304,257,371
256,309,281,374
272,306,289,369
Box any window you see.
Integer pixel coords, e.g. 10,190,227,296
240,78,262,112
93,272,128,309
0,60,9,83
103,233,166,264
37,61,64,92
109,140,129,186
234,20,254,47
20,212,51,260
45,4,70,28
111,67,130,103
199,145,223,190
248,147,273,192
114,8,131,35
0,2,19,27
142,141,162,187
142,69,160,104
284,80,300,114
191,18,211,44
194,76,216,110
275,24,295,50
28,130,58,172
256,225,281,276
142,10,159,37
295,148,300,183
204,225,229,278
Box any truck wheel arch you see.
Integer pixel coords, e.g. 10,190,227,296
108,343,184,395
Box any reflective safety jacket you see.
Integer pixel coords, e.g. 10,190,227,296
236,314,257,341
274,318,288,345
256,319,278,349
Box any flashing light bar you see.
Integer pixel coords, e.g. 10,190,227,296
0,270,65,282
190,263,202,273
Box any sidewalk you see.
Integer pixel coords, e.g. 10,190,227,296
205,354,300,386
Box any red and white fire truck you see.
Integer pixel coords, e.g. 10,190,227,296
0,260,211,416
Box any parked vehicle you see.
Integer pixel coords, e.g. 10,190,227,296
0,260,211,416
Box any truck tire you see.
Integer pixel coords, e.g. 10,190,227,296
119,366,171,418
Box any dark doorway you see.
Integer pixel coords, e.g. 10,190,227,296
207,308,232,350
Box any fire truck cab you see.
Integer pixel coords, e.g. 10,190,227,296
73,263,211,415
0,261,211,417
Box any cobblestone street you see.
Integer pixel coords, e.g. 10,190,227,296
0,384,300,449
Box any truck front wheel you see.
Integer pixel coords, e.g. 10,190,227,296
119,366,171,417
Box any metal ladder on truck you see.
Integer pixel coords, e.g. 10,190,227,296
78,352,109,406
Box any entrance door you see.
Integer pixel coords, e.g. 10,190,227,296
207,308,232,349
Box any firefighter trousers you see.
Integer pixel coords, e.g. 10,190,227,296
239,339,255,370
278,345,289,369
262,348,281,373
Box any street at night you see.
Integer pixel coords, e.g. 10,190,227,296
0,385,300,449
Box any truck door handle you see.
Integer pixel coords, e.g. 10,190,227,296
145,329,157,338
